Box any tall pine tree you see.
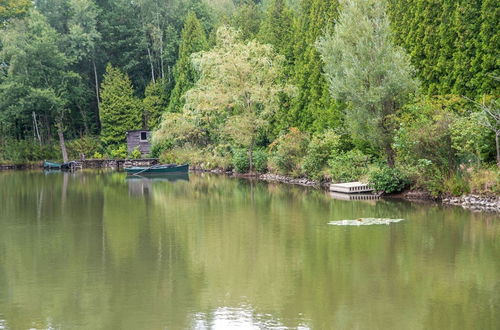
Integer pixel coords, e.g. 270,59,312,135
286,0,342,134
477,0,499,94
99,64,142,147
258,0,294,61
167,12,207,113
452,0,482,96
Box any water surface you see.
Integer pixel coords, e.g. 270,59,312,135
0,171,498,329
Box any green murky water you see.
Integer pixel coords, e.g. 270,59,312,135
0,170,498,329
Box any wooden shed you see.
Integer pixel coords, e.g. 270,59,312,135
126,130,151,156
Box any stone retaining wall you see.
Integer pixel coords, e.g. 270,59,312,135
80,158,159,169
0,159,160,170
0,163,42,170
443,195,500,212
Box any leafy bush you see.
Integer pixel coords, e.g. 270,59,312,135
399,159,446,197
232,149,250,173
302,130,341,180
369,166,410,194
450,112,492,164
150,139,173,158
268,128,309,177
328,149,371,182
67,136,102,160
161,146,232,170
253,149,268,173
394,97,460,171
443,171,471,196
0,139,59,162
92,151,104,159
107,144,128,159
468,166,500,194
130,146,142,159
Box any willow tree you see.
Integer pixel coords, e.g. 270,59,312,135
165,26,291,171
317,0,418,166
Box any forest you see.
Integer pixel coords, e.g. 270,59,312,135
0,0,498,196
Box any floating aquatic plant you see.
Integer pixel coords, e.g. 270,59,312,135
328,218,405,226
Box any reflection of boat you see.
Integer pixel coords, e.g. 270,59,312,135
124,164,189,175
127,173,189,196
126,173,189,182
43,160,61,169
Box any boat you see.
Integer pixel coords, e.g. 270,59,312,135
124,164,189,175
43,160,61,169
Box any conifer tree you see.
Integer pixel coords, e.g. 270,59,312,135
99,64,142,146
229,0,263,40
258,0,294,61
477,0,500,94
143,79,168,129
451,0,482,96
435,0,457,94
167,12,207,113
286,0,341,134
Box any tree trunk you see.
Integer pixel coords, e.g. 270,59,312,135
147,46,156,84
93,59,101,130
78,106,90,135
32,112,41,145
496,130,500,168
57,122,68,163
249,140,254,173
385,144,395,167
159,32,165,80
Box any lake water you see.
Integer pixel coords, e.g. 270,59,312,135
0,170,498,329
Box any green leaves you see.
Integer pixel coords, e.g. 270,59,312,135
0,10,76,140
99,64,142,147
167,12,208,113
317,0,418,163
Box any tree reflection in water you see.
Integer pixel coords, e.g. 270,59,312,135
0,171,498,329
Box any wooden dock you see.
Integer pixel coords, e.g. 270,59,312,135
330,182,374,194
329,192,379,201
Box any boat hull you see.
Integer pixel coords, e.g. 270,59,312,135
43,161,61,169
124,164,189,174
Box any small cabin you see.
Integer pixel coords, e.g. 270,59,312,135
126,130,151,156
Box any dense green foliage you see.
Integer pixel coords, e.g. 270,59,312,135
99,64,142,147
167,12,208,113
369,166,410,194
387,0,499,96
0,0,498,195
317,0,418,165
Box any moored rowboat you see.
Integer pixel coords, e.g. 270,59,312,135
43,161,61,169
124,164,189,175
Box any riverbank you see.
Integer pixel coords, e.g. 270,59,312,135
191,167,500,212
442,195,500,212
3,161,499,212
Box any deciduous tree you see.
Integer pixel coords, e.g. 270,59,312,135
317,0,418,165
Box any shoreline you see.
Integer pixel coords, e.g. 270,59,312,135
190,167,500,213
2,162,499,212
